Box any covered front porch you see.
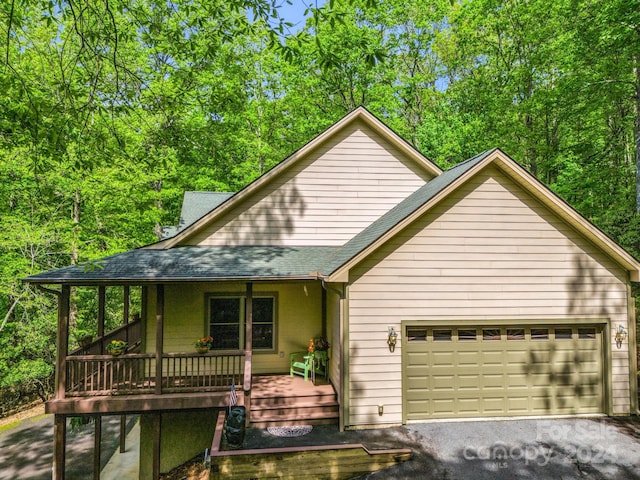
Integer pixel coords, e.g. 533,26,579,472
45,279,339,415
27,247,345,479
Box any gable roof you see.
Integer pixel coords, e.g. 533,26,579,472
155,106,442,249
324,148,640,282
161,192,234,240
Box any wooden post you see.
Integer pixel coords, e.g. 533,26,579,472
57,286,70,401
120,415,127,453
155,284,164,395
152,413,162,480
244,283,252,426
53,414,66,480
97,286,106,353
93,416,102,480
321,287,327,339
123,286,130,344
245,283,253,353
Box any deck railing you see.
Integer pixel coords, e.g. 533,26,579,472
65,350,245,397
70,318,142,356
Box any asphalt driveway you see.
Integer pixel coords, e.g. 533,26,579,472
246,417,640,479
0,413,136,480
2,413,640,479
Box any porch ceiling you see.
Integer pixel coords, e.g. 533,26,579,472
24,246,339,285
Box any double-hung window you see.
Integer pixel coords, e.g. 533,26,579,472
207,294,276,352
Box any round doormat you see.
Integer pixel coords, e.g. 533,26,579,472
266,425,313,437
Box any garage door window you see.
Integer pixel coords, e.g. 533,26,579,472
406,327,427,342
531,328,549,340
578,328,596,339
483,329,501,341
507,328,525,340
433,330,452,341
458,329,477,341
555,328,572,340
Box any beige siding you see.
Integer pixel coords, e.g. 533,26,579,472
144,281,323,374
186,120,434,246
347,166,631,426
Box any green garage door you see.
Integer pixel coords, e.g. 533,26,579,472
403,325,604,421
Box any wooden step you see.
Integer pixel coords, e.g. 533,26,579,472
249,400,338,426
249,374,339,427
251,393,336,408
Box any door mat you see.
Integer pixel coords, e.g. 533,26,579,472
266,425,313,437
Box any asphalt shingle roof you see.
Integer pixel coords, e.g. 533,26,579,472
25,152,493,284
161,192,234,240
25,246,338,284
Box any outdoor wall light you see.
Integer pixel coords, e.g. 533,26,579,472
387,327,398,352
378,404,384,416
615,324,628,349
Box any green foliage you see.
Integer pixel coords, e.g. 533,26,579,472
1,0,639,411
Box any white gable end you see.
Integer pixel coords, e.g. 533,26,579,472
185,120,435,247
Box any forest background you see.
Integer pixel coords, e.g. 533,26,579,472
1,0,639,413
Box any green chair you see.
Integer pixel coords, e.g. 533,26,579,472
289,351,313,381
289,349,329,382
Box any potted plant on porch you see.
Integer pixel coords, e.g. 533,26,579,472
106,339,128,356
195,336,214,353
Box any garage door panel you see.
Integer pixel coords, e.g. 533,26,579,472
481,351,504,366
507,397,529,413
481,397,505,413
458,398,481,414
432,399,456,415
456,351,478,366
457,374,480,390
481,374,505,389
433,375,455,390
431,351,454,365
404,324,604,420
506,374,529,389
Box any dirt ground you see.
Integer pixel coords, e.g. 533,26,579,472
0,403,46,429
160,456,209,480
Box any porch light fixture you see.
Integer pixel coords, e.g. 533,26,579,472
615,325,628,349
387,327,398,353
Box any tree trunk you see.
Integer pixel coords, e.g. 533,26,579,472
634,55,640,213
70,189,81,328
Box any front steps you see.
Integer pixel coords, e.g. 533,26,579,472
249,375,339,427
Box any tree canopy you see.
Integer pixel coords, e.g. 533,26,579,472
1,0,639,410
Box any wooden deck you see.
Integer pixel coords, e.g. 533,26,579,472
209,412,412,480
45,373,338,422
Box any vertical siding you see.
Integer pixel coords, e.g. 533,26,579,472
187,120,434,247
144,281,323,374
347,166,631,426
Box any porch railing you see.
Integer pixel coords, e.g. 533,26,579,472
65,350,245,397
70,318,142,356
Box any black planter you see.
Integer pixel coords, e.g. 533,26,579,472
224,406,246,449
